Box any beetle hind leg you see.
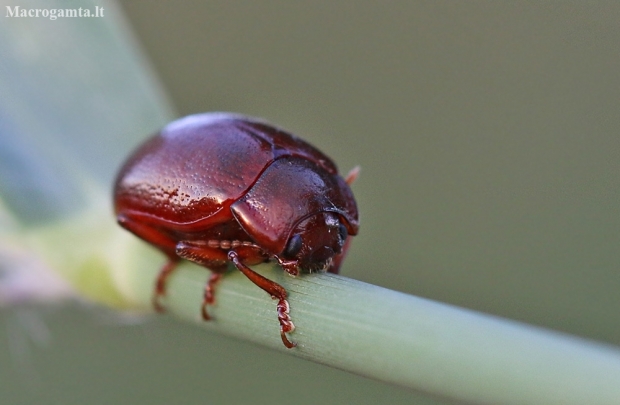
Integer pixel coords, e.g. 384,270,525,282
116,213,182,313
345,165,361,185
228,251,296,348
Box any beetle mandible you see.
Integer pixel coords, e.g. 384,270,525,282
113,113,359,348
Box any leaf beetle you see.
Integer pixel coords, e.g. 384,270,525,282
113,113,359,348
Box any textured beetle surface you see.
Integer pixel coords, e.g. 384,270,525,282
114,113,359,348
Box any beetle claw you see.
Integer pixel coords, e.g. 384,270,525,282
281,330,297,348
152,293,166,313
201,302,211,320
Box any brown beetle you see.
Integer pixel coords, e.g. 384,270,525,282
113,113,359,348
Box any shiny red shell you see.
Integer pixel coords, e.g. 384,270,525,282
113,113,359,348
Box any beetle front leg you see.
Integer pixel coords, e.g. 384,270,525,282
228,251,296,348
276,258,300,277
328,235,353,274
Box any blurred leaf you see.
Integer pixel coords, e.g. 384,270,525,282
0,0,174,225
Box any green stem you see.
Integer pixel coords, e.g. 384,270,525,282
28,206,620,405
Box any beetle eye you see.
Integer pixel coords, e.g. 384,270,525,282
338,223,348,246
283,234,303,259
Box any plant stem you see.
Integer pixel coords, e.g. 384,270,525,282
27,206,620,405
140,263,620,405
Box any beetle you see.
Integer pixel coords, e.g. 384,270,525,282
113,113,359,348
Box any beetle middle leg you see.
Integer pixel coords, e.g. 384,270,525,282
228,251,296,348
201,272,223,320
153,259,180,312
176,241,228,320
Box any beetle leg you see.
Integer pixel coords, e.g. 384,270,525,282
153,260,179,312
118,213,185,311
228,251,297,348
201,272,224,321
176,241,229,320
276,258,300,277
327,235,353,274
117,213,178,255
175,241,228,267
345,165,361,186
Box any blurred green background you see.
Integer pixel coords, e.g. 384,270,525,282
1,1,619,404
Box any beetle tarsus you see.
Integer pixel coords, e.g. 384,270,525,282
277,298,297,348
152,260,178,313
201,272,223,321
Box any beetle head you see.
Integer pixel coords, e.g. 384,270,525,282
279,212,348,273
